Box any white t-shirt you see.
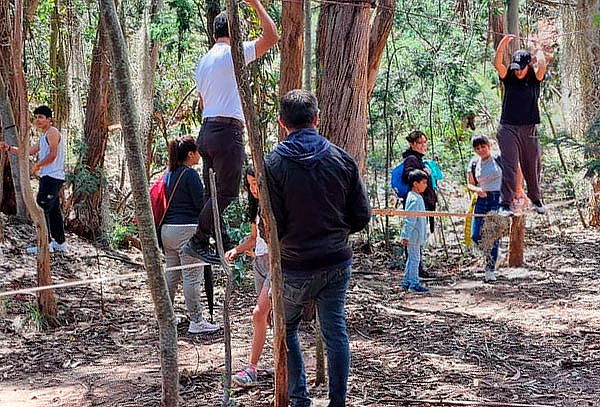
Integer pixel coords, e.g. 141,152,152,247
195,41,257,122
255,215,268,257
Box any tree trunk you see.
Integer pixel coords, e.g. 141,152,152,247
98,0,179,405
489,0,506,50
507,0,520,51
279,0,304,140
205,0,220,46
316,2,371,170
69,14,112,240
303,0,312,91
225,1,288,405
49,0,70,130
366,0,395,99
0,75,56,322
0,0,27,219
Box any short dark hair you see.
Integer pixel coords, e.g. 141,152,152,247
408,169,428,186
406,130,426,144
279,89,319,129
472,134,491,148
213,12,229,39
244,166,259,222
33,105,52,118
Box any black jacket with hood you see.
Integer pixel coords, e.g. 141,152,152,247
265,128,371,273
401,148,438,210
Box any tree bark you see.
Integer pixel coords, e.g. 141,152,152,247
205,0,221,46
279,0,304,140
316,1,371,171
225,1,288,405
489,0,506,50
366,0,395,99
507,0,520,51
98,0,179,405
303,0,312,91
0,0,27,218
69,13,112,240
49,0,70,130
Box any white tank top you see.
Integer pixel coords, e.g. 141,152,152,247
39,128,66,180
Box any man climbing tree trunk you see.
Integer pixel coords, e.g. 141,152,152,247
98,0,179,405
69,12,112,240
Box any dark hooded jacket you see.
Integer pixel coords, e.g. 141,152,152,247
401,148,438,211
265,128,371,273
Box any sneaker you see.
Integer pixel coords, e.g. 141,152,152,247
182,238,221,264
419,269,436,280
232,366,258,388
50,241,68,252
401,282,410,291
532,200,547,215
498,205,514,217
26,244,54,254
188,320,220,334
484,269,497,282
408,284,430,294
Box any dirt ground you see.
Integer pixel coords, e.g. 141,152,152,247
1,207,599,407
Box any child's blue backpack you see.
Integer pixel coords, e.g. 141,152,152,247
391,160,410,200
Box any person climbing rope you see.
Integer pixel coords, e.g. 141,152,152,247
1,106,68,253
494,34,548,217
183,0,279,264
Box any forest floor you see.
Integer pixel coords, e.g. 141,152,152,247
0,207,599,407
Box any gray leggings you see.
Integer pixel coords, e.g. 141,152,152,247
161,224,205,323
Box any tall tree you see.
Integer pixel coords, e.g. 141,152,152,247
49,0,71,130
316,0,396,170
98,0,179,405
69,12,112,240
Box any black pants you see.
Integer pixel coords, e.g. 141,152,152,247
193,120,245,243
37,176,65,244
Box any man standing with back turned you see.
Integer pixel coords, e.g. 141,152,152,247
184,0,278,263
266,90,371,407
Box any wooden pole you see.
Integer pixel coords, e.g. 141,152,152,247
209,169,233,406
224,1,288,405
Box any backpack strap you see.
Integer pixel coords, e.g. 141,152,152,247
159,167,189,225
470,159,478,186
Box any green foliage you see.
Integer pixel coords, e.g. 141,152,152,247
110,220,138,249
25,304,49,331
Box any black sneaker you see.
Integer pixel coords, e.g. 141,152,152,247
531,200,547,215
419,269,436,280
498,205,514,217
182,237,221,264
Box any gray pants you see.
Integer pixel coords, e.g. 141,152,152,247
161,224,205,323
497,123,542,206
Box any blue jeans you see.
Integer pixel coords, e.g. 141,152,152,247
284,266,351,407
471,191,500,270
403,243,421,288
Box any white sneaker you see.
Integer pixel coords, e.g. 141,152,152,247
50,241,68,252
188,320,220,334
485,269,497,282
532,201,547,215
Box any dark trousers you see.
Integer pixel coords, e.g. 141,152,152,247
37,176,65,244
497,123,542,206
193,120,245,243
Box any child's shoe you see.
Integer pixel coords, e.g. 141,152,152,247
484,269,496,282
408,284,430,294
232,366,258,387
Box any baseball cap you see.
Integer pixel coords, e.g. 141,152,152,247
508,50,532,71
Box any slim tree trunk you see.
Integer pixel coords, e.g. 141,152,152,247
0,0,27,218
279,0,304,140
303,0,311,91
49,0,70,130
69,15,111,240
225,1,288,405
366,0,395,99
205,0,220,46
98,0,179,405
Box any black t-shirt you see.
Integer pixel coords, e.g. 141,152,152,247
500,69,542,125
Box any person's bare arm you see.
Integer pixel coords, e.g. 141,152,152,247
31,129,60,174
467,171,486,197
245,0,279,58
1,141,39,155
225,222,258,262
494,34,515,79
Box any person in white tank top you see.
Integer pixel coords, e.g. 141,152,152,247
0,105,67,252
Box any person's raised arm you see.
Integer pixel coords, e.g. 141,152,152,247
494,34,515,79
245,0,279,58
531,46,547,81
